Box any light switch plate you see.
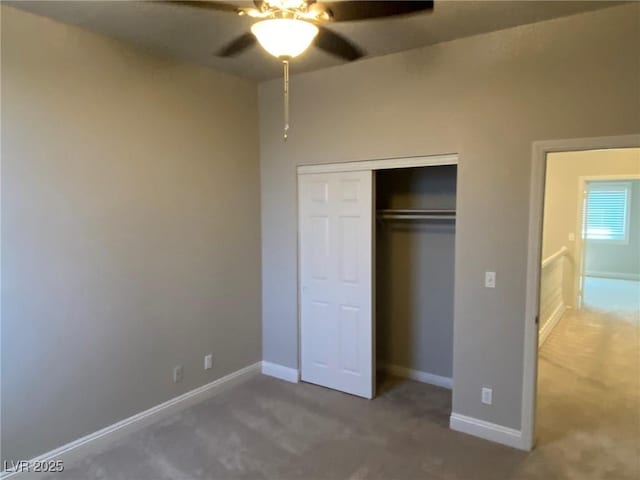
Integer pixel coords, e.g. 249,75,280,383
485,271,496,288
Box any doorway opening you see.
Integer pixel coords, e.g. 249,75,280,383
535,147,639,474
375,165,456,417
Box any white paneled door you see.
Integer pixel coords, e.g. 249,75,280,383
298,171,373,399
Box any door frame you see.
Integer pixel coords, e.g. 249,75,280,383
574,174,640,308
297,153,459,175
296,153,459,394
521,134,640,451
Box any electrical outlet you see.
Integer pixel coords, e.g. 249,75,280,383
204,354,213,370
173,365,183,383
484,271,496,289
482,387,493,405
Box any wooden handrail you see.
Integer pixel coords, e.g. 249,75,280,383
541,246,568,269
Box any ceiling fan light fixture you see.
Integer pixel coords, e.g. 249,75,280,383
251,19,319,59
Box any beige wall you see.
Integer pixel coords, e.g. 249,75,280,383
259,3,640,431
543,148,640,306
1,6,261,461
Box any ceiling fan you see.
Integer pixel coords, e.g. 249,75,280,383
164,0,435,139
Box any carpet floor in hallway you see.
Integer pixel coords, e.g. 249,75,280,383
536,307,640,480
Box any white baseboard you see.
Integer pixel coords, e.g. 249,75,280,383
1,362,261,480
538,303,567,347
450,412,525,450
261,361,300,383
585,271,640,281
379,363,452,390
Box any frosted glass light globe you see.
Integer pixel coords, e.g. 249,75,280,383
251,19,319,59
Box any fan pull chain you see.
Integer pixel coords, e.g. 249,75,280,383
283,60,289,141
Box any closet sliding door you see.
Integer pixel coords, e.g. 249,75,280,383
299,170,374,399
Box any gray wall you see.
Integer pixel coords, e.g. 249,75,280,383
376,167,456,378
1,6,261,462
586,180,640,278
259,3,640,431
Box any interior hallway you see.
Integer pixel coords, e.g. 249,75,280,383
536,307,640,479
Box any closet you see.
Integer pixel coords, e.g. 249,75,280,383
298,156,457,399
376,165,456,391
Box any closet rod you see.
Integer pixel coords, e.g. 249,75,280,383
377,214,456,220
376,209,456,221
377,209,456,215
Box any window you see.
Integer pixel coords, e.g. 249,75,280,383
584,181,631,243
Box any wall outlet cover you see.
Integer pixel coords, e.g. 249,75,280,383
173,365,183,383
481,387,493,405
204,354,213,370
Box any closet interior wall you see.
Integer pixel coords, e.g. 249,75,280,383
376,165,457,382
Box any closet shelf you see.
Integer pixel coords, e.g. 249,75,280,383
376,209,456,221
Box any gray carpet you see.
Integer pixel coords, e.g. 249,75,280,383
47,308,639,479
534,307,640,480
47,375,527,480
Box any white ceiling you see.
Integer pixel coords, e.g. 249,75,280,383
9,1,621,81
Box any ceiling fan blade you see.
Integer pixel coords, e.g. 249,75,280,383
163,1,240,13
315,26,364,61
216,32,256,57
319,1,433,22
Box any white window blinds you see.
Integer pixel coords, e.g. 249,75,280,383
584,181,631,242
